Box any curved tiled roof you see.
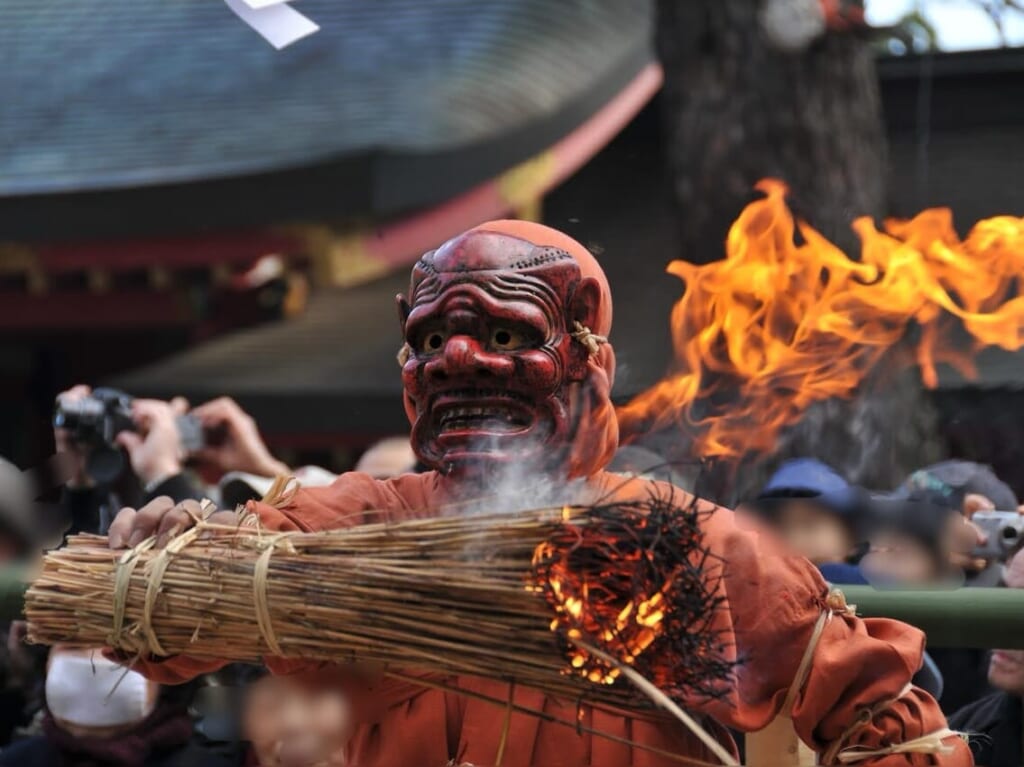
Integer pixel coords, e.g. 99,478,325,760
2,0,652,196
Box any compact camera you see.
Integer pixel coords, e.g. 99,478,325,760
972,511,1024,561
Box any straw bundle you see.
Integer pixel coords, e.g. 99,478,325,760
26,496,731,712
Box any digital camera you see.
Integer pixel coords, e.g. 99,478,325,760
53,387,205,483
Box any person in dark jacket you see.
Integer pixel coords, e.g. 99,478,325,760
54,386,204,538
900,460,1023,714
0,647,234,767
949,545,1024,767
0,458,49,746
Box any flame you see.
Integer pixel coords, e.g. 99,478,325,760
531,515,678,685
616,179,1024,459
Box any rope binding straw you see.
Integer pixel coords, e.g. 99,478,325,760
253,532,297,657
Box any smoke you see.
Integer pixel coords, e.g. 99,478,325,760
442,432,594,517
630,368,945,507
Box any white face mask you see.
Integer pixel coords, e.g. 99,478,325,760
46,653,156,728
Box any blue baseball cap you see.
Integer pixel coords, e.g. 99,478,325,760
757,458,863,518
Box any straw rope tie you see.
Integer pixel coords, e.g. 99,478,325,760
821,682,961,763
780,588,855,717
253,533,298,657
142,526,204,656
835,727,961,764
109,538,157,648
571,321,607,357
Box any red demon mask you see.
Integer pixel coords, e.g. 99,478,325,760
397,221,618,481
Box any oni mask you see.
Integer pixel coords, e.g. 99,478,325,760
397,222,617,480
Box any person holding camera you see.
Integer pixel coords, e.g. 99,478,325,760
900,460,1023,583
54,388,294,538
896,460,1024,715
55,386,203,537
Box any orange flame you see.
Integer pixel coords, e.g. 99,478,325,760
530,510,679,685
616,179,1024,459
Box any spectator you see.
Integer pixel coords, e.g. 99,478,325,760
751,459,871,578
242,672,351,767
901,460,1020,584
0,646,232,767
55,387,202,536
861,492,961,587
949,545,1024,767
353,436,416,479
899,460,1024,713
0,457,40,564
0,458,47,746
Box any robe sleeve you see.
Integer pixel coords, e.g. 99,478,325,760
592,474,968,765
696,501,971,766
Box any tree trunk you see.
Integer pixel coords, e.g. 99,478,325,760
655,0,886,262
650,0,944,502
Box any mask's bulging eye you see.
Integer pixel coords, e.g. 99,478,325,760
490,327,530,351
419,330,448,354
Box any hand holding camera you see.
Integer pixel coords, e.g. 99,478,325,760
953,493,1024,571
189,397,289,479
54,387,207,486
114,399,189,490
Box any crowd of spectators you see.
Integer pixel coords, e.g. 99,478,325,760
0,385,1021,764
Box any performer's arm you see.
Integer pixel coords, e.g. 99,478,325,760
699,505,971,766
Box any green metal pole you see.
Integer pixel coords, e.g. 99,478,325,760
840,585,1024,649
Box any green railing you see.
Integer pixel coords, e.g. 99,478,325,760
2,569,1022,649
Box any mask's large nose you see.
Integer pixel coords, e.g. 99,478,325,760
425,336,515,382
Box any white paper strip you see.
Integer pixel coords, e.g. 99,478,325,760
224,0,319,49
240,0,296,10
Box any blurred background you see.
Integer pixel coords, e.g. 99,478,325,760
2,0,1023,488
4,3,1024,765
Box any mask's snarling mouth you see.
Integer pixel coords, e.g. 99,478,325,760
433,389,536,439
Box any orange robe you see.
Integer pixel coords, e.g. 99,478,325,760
133,470,970,766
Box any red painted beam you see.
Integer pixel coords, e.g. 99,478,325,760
0,290,192,330
34,230,302,275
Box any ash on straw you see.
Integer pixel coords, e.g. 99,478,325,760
530,488,735,703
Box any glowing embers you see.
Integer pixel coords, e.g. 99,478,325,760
529,494,733,700
617,179,1024,460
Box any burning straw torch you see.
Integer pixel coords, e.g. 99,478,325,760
3,568,1024,647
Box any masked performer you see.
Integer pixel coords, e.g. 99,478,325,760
108,221,969,766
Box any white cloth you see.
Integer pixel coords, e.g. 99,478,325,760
219,465,338,508
46,653,155,728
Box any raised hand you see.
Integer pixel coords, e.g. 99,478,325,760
115,399,187,488
190,397,288,478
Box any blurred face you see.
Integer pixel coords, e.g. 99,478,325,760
244,676,351,767
354,439,416,479
862,531,940,586
774,500,854,565
989,547,1024,696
